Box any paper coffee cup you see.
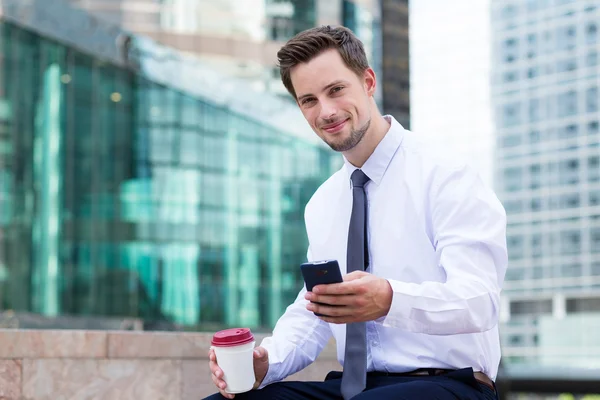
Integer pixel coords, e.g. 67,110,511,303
211,328,256,394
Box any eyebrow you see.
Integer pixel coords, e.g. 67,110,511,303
297,80,348,102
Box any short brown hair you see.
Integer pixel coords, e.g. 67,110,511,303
277,26,370,99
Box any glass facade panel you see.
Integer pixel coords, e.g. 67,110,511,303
0,20,335,329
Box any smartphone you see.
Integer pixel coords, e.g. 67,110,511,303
301,260,343,317
301,260,343,291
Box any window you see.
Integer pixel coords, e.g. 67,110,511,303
531,198,542,211
502,135,521,148
561,263,582,277
532,266,544,279
503,71,518,83
530,164,541,189
503,38,518,63
502,6,517,19
527,67,539,78
559,124,578,139
508,235,524,260
510,299,553,316
508,335,523,346
557,58,577,73
589,121,599,134
505,268,525,281
590,191,600,206
586,23,598,44
503,102,521,127
559,159,579,185
529,130,541,143
567,297,600,313
504,200,523,214
556,25,577,50
504,167,522,192
591,228,600,253
527,33,537,58
563,193,580,208
561,231,581,255
589,157,600,182
557,90,578,117
586,87,598,113
531,234,542,258
529,98,541,122
587,51,598,67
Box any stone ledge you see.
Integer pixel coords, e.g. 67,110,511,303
22,359,182,400
0,329,339,399
0,329,338,361
0,329,107,359
0,360,22,399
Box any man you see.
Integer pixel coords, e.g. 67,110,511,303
206,25,506,400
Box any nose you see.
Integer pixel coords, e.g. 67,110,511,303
318,98,338,121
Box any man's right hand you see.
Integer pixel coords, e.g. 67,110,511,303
209,346,270,399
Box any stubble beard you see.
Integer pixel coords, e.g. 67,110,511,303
326,118,371,152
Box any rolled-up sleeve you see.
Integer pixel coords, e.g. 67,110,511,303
380,164,508,335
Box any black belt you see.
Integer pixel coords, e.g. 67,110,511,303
326,368,496,394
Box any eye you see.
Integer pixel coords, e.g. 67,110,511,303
301,97,316,106
330,86,344,94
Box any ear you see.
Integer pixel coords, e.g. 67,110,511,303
363,68,376,97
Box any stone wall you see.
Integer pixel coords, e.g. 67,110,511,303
0,329,339,400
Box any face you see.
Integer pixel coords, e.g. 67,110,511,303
290,49,376,152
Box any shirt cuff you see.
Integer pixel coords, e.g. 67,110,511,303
377,279,414,328
257,362,280,389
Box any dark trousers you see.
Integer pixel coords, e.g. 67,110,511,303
203,368,498,400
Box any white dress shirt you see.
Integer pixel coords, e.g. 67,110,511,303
259,116,508,387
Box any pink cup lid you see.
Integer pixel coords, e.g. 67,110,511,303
211,328,254,347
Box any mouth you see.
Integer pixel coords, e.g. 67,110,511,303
321,119,349,134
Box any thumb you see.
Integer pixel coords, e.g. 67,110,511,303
343,270,368,282
253,347,268,361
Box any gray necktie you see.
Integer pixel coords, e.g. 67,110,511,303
341,169,370,400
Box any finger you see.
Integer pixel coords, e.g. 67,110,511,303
253,348,263,359
307,294,354,306
211,372,227,390
343,271,368,281
254,346,269,363
209,361,223,378
220,391,235,400
313,281,353,295
307,302,353,317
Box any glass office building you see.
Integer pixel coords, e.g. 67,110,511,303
491,0,600,366
68,0,389,108
0,0,336,330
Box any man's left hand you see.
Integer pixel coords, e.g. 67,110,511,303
304,271,393,324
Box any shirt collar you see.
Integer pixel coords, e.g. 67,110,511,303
343,115,405,186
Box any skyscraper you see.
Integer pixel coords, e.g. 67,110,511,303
380,0,410,128
67,0,409,124
491,0,600,367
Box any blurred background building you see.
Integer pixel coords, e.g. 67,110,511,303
0,0,344,331
380,0,410,128
0,0,410,331
66,0,410,126
492,0,600,367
